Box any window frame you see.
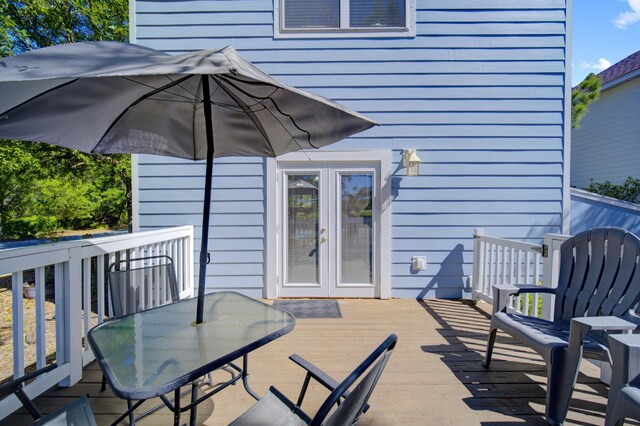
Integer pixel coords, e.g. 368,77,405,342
274,0,416,39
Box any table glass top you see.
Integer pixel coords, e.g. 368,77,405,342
88,291,294,395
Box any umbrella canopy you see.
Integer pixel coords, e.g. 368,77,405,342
0,42,376,323
0,42,374,158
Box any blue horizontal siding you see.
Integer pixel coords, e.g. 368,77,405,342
360,112,564,125
393,187,562,200
280,74,565,88
314,87,564,99
139,189,264,202
136,22,565,38
135,0,568,298
138,36,566,51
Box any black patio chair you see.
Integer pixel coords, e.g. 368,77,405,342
107,254,180,318
0,363,97,425
101,255,236,424
229,334,397,426
102,255,183,425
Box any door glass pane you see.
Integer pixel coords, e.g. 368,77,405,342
284,0,340,29
340,174,373,284
350,0,405,28
287,174,320,283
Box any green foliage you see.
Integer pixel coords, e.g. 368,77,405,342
572,73,602,129
585,177,640,204
32,178,95,229
0,0,128,56
0,141,42,227
2,216,60,239
0,0,130,239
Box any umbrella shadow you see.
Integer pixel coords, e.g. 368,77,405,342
416,244,467,299
416,298,609,425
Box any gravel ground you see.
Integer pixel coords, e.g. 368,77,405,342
0,284,58,384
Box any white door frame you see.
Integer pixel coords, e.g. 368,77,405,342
265,150,392,299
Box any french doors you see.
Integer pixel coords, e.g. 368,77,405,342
278,162,378,297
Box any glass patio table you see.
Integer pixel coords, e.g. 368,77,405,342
87,291,295,426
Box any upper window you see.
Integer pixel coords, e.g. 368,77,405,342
275,0,415,38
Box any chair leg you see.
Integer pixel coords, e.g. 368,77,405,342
545,347,581,426
128,399,135,425
100,374,107,392
605,389,640,426
483,325,498,367
605,400,626,426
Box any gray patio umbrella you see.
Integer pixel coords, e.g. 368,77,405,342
0,41,376,324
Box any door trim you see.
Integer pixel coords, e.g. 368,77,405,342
265,150,392,299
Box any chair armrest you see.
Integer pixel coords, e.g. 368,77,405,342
289,354,369,413
569,317,637,352
289,354,340,392
608,334,640,385
491,284,556,314
0,363,57,399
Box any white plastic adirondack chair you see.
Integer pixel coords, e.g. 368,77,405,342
484,228,640,425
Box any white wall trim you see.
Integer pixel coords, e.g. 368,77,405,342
265,150,392,299
128,0,136,43
274,0,416,39
131,154,140,232
562,0,574,234
265,157,278,298
129,0,138,231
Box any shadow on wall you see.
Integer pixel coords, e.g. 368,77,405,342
416,244,466,299
571,194,640,236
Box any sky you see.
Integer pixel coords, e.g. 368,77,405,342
572,0,640,85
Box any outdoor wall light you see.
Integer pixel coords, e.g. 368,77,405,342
402,149,421,176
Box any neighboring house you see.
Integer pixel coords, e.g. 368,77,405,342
571,188,640,236
131,0,571,299
571,50,640,188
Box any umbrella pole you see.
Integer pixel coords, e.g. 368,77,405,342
196,75,215,325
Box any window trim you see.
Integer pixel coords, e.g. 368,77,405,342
274,0,416,39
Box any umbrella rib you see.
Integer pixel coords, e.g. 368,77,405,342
120,76,199,103
92,74,195,154
217,75,316,149
0,78,80,117
192,76,203,160
211,76,276,157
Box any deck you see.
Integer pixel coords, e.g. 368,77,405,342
4,299,613,425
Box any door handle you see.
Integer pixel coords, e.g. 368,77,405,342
320,227,327,233
320,236,327,243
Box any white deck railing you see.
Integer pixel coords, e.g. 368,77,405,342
471,228,569,319
0,226,194,419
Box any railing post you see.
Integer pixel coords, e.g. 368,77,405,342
11,271,24,379
186,227,194,298
540,233,570,321
472,228,485,302
60,246,83,387
541,234,554,321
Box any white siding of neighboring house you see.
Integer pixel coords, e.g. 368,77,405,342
133,0,570,299
571,76,640,188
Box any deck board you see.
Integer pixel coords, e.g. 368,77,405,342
1,299,626,425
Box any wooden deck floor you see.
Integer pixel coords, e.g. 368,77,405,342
3,299,616,425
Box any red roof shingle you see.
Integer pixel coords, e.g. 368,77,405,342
597,50,640,84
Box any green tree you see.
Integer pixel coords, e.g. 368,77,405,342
0,0,128,56
0,141,41,227
0,0,130,237
571,73,602,129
